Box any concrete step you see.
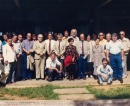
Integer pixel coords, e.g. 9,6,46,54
53,88,89,94
59,94,95,100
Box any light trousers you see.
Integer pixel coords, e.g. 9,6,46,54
35,58,45,79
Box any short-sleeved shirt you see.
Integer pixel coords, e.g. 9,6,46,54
22,39,33,51
46,57,61,68
107,40,123,54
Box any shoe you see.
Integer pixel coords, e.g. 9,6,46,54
41,78,45,80
90,75,93,78
36,78,39,80
86,75,88,78
83,78,86,80
119,79,123,83
107,81,112,85
77,78,80,80
123,75,127,79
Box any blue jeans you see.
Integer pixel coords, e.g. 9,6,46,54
110,53,123,80
78,55,86,78
98,74,112,84
22,52,32,79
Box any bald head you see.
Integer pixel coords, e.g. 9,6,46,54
80,33,85,41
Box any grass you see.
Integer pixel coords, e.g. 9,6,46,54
86,85,130,99
0,85,60,100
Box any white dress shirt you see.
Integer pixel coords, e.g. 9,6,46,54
12,42,22,54
3,44,17,62
46,57,61,68
45,39,55,52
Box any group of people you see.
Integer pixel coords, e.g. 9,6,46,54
0,29,129,85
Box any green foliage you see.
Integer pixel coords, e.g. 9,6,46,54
0,85,60,100
87,85,130,99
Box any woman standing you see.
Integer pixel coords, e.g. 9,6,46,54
92,38,105,79
86,35,95,78
64,38,79,81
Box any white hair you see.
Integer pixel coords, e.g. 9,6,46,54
38,34,43,38
106,33,111,37
71,29,77,36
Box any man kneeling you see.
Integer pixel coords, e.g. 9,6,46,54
97,58,113,85
45,52,63,82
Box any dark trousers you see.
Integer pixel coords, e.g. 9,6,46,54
57,58,65,77
86,62,94,77
78,55,86,78
45,66,63,81
22,52,32,79
110,53,123,80
16,55,23,80
7,61,16,83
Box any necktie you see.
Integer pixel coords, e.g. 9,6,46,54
59,41,60,53
82,41,84,54
49,40,51,52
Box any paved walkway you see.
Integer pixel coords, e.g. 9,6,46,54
0,99,130,106
6,71,130,88
54,88,95,100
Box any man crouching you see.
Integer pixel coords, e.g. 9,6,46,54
97,58,113,85
45,52,63,82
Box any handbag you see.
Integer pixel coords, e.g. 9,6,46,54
64,55,72,67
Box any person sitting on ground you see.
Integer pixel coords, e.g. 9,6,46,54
45,52,63,82
97,58,113,85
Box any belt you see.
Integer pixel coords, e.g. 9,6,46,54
110,53,121,55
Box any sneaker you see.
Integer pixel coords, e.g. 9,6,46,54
86,75,88,78
107,81,112,85
90,75,93,78
123,75,128,79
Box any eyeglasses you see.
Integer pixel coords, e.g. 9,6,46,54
99,35,103,36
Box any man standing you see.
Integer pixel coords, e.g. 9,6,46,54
54,33,66,77
3,36,17,84
45,52,63,82
105,33,112,56
119,31,130,78
18,34,23,45
33,34,46,80
22,33,34,80
45,32,55,57
107,33,124,83
62,30,69,45
77,33,90,80
12,34,22,81
69,29,79,46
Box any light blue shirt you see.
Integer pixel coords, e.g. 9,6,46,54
97,65,113,75
107,40,123,54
